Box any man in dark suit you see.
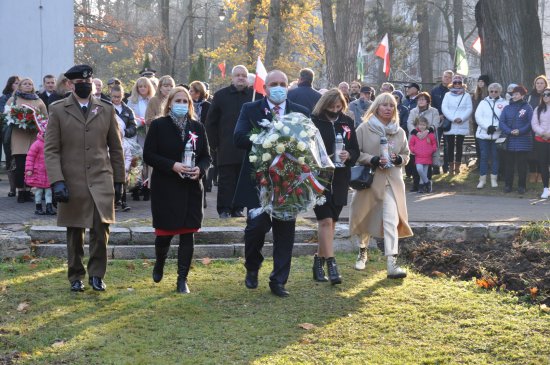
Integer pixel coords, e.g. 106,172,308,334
39,74,56,109
233,70,309,297
287,68,321,114
206,65,254,218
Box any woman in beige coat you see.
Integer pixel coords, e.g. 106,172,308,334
350,92,413,278
6,78,47,203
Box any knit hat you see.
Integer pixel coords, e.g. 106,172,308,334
392,90,404,102
512,85,528,96
452,75,464,84
478,75,490,84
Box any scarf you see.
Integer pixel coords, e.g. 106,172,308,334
367,115,399,137
169,111,189,143
193,100,203,120
15,90,39,100
450,87,465,95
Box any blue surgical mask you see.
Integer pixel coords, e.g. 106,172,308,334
268,86,287,104
172,103,188,117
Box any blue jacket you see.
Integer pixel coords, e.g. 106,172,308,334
233,98,310,209
402,96,418,111
430,83,449,115
287,83,321,114
499,100,533,152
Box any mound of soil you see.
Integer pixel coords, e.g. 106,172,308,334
400,237,550,305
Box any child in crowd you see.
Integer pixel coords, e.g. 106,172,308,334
409,116,437,193
25,130,55,215
116,116,132,212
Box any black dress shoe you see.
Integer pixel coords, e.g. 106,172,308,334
70,280,85,292
245,270,258,289
269,282,289,297
89,276,106,291
231,210,244,218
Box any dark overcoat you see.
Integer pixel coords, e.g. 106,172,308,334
233,98,309,209
45,94,125,228
143,116,211,230
115,102,137,138
312,113,359,206
205,84,254,166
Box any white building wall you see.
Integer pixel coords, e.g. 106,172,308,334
0,0,74,90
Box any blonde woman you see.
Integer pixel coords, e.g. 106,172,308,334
350,93,412,278
127,77,155,138
6,78,47,203
145,75,175,125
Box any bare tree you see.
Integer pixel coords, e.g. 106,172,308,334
246,0,262,64
159,0,171,75
265,0,283,69
475,0,545,87
417,1,433,82
320,0,366,85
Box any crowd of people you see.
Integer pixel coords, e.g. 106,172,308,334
1,63,547,297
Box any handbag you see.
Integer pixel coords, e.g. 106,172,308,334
495,136,508,150
349,165,375,190
442,118,452,132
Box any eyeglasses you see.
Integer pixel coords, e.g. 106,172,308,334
543,93,550,97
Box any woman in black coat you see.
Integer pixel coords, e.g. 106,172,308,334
311,88,359,285
143,86,211,293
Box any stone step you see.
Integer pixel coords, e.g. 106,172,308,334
33,243,327,259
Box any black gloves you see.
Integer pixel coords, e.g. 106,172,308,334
370,156,381,168
52,181,69,203
392,155,403,165
487,126,497,135
114,183,123,203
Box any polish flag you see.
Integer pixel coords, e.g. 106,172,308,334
218,61,226,78
472,36,481,55
254,56,267,95
375,33,390,78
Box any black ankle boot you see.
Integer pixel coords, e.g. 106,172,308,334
45,203,56,215
24,190,34,202
152,245,170,283
131,188,140,201
326,257,342,285
312,254,328,282
35,204,45,215
17,191,25,203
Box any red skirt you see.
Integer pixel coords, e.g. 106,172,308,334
155,227,199,236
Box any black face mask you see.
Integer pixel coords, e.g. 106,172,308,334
325,110,340,119
74,82,93,99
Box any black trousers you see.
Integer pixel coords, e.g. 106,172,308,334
244,212,295,285
13,154,27,189
66,205,109,282
446,135,465,163
505,151,529,189
217,163,242,214
437,127,449,171
535,141,550,188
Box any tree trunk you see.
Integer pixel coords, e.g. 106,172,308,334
417,2,433,83
453,0,464,38
265,0,283,69
376,0,394,83
320,0,366,86
188,0,195,76
476,0,545,87
246,0,262,65
159,0,171,75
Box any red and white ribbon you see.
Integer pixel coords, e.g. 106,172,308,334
188,131,199,149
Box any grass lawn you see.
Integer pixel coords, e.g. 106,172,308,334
1,253,549,365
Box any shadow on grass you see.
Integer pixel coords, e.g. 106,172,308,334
0,254,406,364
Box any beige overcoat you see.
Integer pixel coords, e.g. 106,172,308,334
6,97,47,155
44,94,125,228
349,119,413,238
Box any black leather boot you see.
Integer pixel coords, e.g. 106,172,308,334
326,257,342,285
17,191,25,203
35,204,45,215
152,245,170,283
176,234,194,293
312,254,328,282
45,203,56,215
24,190,34,202
142,187,150,201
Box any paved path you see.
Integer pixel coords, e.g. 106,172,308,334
0,170,548,225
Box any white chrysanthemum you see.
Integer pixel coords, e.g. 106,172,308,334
282,126,290,135
298,156,305,164
262,153,272,162
274,121,284,130
275,143,285,154
249,134,258,142
290,136,296,142
249,155,258,163
269,133,280,142
299,130,308,138
262,140,272,149
297,141,307,151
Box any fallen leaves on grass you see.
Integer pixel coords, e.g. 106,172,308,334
476,277,497,289
431,271,446,278
20,255,32,262
530,287,539,300
142,259,152,268
126,263,135,271
298,323,316,330
540,304,550,313
17,302,30,312
52,339,65,348
201,257,212,266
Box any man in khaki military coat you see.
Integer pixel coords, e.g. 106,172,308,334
45,65,125,292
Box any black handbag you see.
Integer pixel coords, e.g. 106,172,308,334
349,165,375,190
442,118,452,132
